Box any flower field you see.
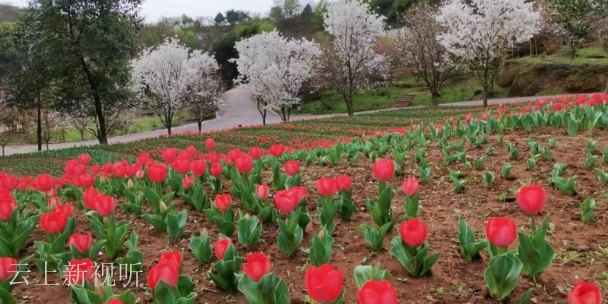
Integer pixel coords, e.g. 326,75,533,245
1,94,608,304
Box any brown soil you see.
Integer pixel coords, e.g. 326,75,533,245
12,128,608,304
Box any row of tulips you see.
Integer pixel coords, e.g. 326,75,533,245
1,152,605,303
0,95,606,303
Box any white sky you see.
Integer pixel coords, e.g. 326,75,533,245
2,0,277,22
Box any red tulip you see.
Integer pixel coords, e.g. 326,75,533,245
190,160,207,176
35,174,54,192
66,258,96,285
147,261,179,289
95,195,116,217
83,188,100,210
214,239,232,260
304,264,343,303
485,217,517,247
568,281,602,304
214,194,231,211
78,154,91,166
68,233,92,254
315,177,338,197
56,203,74,218
274,186,307,213
553,103,564,111
516,184,546,214
282,161,298,176
235,155,254,174
402,178,419,196
248,147,265,160
242,253,272,282
185,145,197,158
336,175,353,192
65,160,86,176
0,190,17,222
124,165,139,178
228,149,245,164
76,174,95,188
0,201,16,222
171,159,190,175
357,280,398,304
373,159,394,181
182,176,196,190
268,144,286,157
40,210,68,234
91,165,101,175
399,218,427,247
159,251,182,269
0,189,16,205
0,257,17,282
148,163,167,184
206,138,216,150
256,184,269,201
102,163,114,175
177,150,191,161
107,299,124,304
210,163,223,177
161,148,178,164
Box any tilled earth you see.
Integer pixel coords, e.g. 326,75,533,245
13,128,608,304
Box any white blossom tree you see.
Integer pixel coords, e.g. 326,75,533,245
131,39,219,134
389,6,454,106
184,58,225,132
320,0,387,116
436,0,542,107
233,30,320,124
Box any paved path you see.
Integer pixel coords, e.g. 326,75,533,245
1,90,574,156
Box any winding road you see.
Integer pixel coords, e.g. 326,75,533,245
1,88,569,156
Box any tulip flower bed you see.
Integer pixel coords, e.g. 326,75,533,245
0,94,608,304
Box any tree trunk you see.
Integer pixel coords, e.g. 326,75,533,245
79,130,85,140
45,141,49,151
78,57,108,144
197,121,202,132
37,95,42,151
345,95,354,117
262,110,267,126
569,41,577,59
431,94,439,106
167,124,172,135
605,79,608,93
483,84,489,108
1,145,4,156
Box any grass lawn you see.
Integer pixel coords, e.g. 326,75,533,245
299,76,510,114
515,46,608,66
47,111,203,144
298,86,419,115
299,47,608,115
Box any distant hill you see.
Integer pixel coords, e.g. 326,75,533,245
0,3,21,24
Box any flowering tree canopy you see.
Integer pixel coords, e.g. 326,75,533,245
233,30,320,124
436,0,541,107
547,0,608,58
388,6,454,106
185,62,224,132
320,0,386,116
131,39,219,134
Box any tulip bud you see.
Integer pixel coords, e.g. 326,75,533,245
159,200,168,214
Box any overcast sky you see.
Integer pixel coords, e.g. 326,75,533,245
2,0,277,22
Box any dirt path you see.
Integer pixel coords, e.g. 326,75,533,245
0,90,576,156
